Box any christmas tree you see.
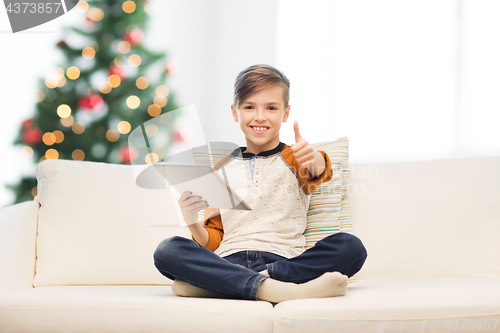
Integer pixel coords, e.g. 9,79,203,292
7,0,183,204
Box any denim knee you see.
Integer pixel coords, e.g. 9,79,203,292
153,236,186,269
325,232,368,263
339,232,367,264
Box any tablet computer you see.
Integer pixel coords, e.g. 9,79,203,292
153,163,252,210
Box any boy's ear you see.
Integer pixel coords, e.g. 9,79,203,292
231,104,239,122
282,105,291,122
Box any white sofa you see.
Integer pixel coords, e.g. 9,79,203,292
1,156,499,333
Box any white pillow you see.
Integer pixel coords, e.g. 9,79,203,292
34,159,190,287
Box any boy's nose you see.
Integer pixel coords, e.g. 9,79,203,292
255,110,267,121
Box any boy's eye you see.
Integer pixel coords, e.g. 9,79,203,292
244,106,278,110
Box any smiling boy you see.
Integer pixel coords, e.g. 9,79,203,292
153,64,367,302
233,83,327,177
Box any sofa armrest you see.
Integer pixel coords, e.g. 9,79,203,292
0,201,39,295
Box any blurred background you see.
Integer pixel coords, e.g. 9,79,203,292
1,0,499,208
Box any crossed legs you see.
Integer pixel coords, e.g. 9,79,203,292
154,232,367,302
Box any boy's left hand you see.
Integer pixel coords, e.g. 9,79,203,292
290,121,317,167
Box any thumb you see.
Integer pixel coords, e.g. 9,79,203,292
294,121,302,143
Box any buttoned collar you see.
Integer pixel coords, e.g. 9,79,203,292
231,142,285,159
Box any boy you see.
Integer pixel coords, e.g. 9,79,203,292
153,64,367,302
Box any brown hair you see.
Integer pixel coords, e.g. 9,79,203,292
233,64,290,110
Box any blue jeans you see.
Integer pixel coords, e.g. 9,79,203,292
153,232,367,300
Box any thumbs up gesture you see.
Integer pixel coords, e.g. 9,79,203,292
291,121,326,178
291,121,317,168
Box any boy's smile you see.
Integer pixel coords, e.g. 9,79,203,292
231,84,290,155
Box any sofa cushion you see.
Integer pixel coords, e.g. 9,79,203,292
34,159,190,287
273,277,500,333
0,201,38,295
351,156,500,279
0,286,274,333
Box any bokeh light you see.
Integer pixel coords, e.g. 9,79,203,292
136,77,149,89
126,95,140,109
37,90,45,102
54,67,64,77
42,132,56,145
72,149,85,161
154,96,167,107
66,66,80,80
82,47,95,59
117,41,131,54
99,82,112,94
123,1,136,13
45,78,57,89
53,130,64,143
20,146,34,158
128,54,141,67
61,115,74,127
156,85,170,97
76,1,89,13
88,7,104,21
145,124,159,136
57,76,67,87
57,104,71,118
108,75,121,88
145,152,159,164
45,67,65,89
117,121,131,134
148,104,161,117
72,122,85,134
106,129,120,142
45,149,59,159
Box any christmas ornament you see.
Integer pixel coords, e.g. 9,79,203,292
78,95,104,110
22,118,34,128
120,146,138,163
23,127,43,145
122,28,143,46
108,66,125,80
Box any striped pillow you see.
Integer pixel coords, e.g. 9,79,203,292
305,137,351,249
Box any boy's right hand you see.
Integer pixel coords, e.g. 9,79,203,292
178,191,209,226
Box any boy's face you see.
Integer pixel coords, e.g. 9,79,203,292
231,84,290,155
